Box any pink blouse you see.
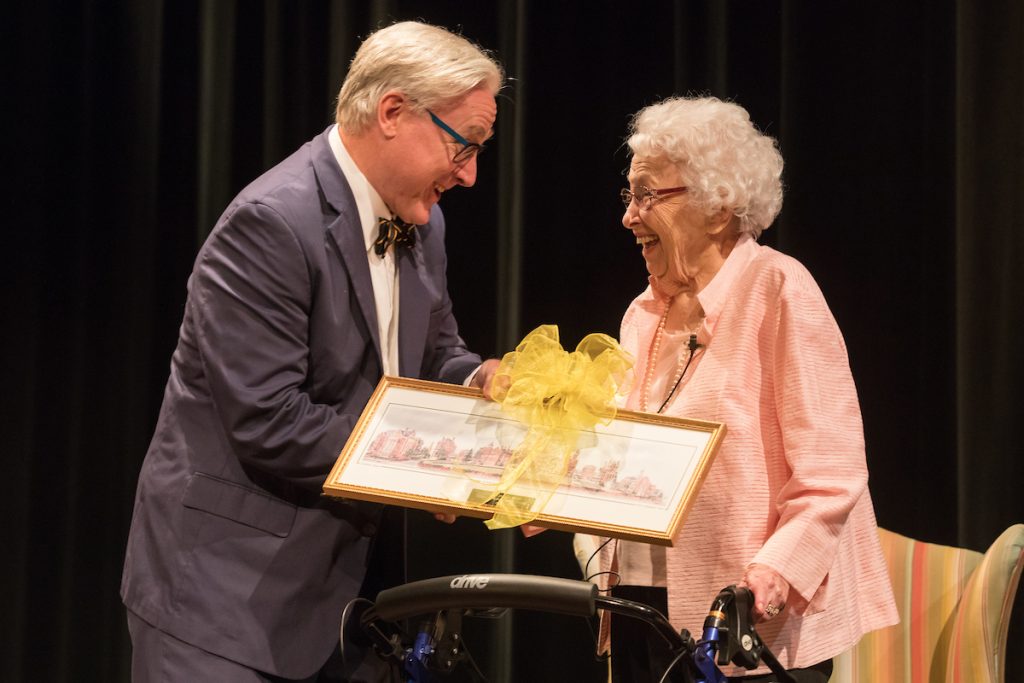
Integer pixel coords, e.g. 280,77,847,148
601,236,898,673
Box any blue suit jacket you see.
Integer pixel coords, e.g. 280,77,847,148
121,127,481,677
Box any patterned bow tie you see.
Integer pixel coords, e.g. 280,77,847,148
374,216,417,256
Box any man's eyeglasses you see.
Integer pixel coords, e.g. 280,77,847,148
620,185,688,210
428,110,484,165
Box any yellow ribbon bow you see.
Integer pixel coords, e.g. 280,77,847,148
480,325,634,530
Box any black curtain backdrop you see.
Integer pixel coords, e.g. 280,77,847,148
5,1,1022,681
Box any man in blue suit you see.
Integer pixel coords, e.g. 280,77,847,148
121,21,504,681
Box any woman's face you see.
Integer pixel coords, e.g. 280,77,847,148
622,155,713,295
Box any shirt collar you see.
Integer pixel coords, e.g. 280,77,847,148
696,232,759,336
327,124,392,255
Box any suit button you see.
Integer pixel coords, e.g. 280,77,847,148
360,522,378,537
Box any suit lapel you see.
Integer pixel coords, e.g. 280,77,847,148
329,212,382,365
312,127,383,368
397,245,429,377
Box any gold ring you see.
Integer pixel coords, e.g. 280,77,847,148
765,603,781,617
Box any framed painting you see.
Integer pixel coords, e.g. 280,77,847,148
323,376,725,545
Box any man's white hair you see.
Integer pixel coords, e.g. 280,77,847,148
336,21,504,133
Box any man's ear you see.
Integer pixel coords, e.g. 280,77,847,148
376,90,407,139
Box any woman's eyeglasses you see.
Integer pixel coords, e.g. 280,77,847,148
620,185,688,210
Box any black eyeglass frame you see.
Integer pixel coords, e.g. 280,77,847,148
428,110,484,165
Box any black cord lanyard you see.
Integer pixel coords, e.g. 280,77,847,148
656,334,701,414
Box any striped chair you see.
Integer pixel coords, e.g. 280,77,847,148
831,525,1024,683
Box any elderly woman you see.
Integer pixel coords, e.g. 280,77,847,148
590,96,898,682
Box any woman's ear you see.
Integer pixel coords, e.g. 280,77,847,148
706,207,735,236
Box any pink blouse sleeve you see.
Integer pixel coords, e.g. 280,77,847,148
750,276,869,609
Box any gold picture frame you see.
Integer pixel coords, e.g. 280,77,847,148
323,376,725,545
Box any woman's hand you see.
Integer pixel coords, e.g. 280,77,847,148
739,563,790,623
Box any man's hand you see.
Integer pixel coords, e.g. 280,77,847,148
470,358,504,400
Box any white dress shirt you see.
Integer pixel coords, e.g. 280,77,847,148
327,125,401,376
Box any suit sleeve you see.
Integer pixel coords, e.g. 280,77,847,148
190,201,355,490
750,276,869,610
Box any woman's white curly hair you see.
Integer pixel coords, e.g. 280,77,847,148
627,96,784,238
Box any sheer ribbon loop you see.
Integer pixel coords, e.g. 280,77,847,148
481,325,634,529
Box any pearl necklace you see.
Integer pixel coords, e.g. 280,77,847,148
641,301,702,414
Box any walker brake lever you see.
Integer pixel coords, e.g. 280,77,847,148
711,585,763,669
